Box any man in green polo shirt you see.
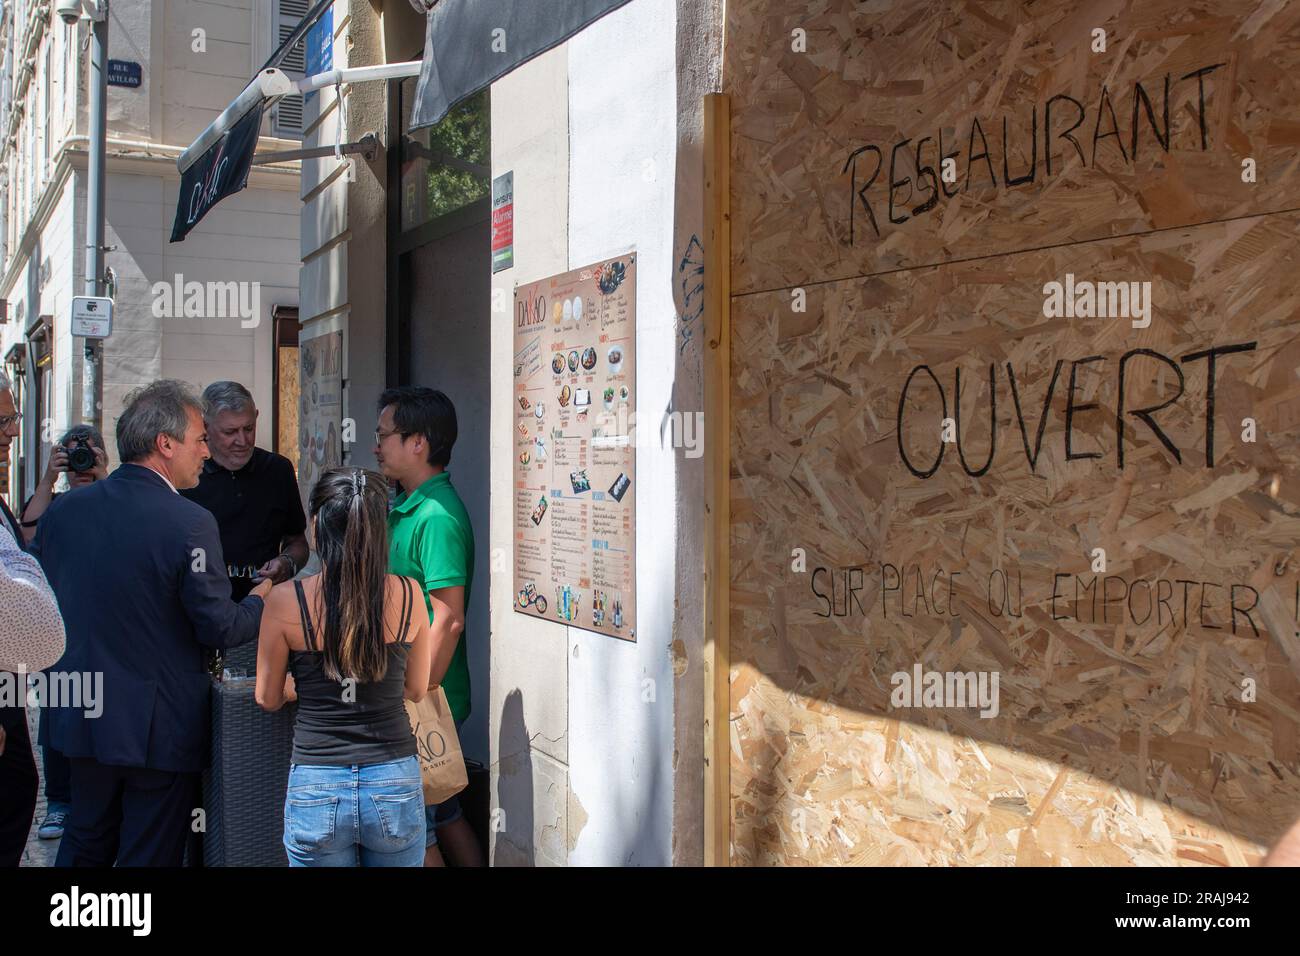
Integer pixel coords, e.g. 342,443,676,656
375,386,482,868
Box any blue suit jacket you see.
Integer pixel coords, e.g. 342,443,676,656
31,463,264,772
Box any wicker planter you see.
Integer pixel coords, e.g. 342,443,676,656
202,677,296,867
221,640,260,677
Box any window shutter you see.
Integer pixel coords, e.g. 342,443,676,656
271,0,312,138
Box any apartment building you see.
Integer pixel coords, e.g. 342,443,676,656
0,0,306,501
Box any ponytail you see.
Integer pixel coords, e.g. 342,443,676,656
309,467,391,683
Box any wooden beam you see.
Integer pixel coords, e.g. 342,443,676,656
702,91,732,868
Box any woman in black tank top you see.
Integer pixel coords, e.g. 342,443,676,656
255,468,431,866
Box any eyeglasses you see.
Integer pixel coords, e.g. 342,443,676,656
374,428,409,443
0,413,18,429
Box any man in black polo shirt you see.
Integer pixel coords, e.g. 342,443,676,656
181,381,308,603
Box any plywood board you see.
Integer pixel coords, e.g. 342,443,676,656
729,208,1300,864
724,0,1300,868
726,0,1300,295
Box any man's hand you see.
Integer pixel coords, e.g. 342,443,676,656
250,577,274,601
254,555,296,586
283,673,298,703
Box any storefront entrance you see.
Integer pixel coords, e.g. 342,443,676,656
390,79,492,767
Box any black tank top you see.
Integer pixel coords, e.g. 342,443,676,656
287,577,418,766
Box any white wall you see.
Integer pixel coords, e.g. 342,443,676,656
2,0,303,476
489,0,678,867
566,0,677,867
107,0,154,141
160,0,253,146
489,43,572,868
24,168,298,461
297,0,349,453
45,178,78,441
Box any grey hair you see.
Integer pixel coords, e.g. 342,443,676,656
60,423,105,450
0,369,10,391
202,380,255,418
116,380,204,463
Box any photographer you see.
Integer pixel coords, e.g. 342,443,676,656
15,424,106,842
19,424,109,544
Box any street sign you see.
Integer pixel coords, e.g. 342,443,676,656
71,296,113,339
304,9,334,102
107,60,143,88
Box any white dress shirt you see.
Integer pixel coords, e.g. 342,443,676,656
0,519,66,672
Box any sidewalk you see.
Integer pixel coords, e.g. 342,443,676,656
19,706,59,867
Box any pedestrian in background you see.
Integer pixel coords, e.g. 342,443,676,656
18,424,110,544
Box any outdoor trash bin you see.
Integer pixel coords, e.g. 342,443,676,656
202,677,296,867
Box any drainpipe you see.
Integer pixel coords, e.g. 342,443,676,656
82,0,107,430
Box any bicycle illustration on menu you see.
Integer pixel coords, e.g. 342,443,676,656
516,581,548,615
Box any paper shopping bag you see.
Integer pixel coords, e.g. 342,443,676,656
405,686,468,805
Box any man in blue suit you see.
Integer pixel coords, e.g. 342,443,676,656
32,380,270,866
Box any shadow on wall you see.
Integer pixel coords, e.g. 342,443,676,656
493,688,535,866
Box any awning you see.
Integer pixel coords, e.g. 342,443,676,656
172,0,348,242
170,103,265,243
408,0,633,130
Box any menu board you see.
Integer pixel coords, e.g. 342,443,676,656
513,255,636,641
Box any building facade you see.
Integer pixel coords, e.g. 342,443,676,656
287,0,1300,869
293,0,722,865
0,0,305,500
8,0,1278,870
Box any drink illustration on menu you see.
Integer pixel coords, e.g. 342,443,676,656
512,255,637,641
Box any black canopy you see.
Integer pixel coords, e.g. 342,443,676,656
409,0,632,130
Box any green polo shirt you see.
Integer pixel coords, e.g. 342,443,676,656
387,470,474,723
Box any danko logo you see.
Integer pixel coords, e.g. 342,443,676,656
49,886,151,936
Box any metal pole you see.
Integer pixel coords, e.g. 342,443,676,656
84,3,108,431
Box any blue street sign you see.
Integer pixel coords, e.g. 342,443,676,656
304,9,333,101
107,59,142,88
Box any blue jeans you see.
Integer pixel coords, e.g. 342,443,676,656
283,757,425,867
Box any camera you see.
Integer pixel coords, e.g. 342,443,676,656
61,437,97,473
56,0,86,25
